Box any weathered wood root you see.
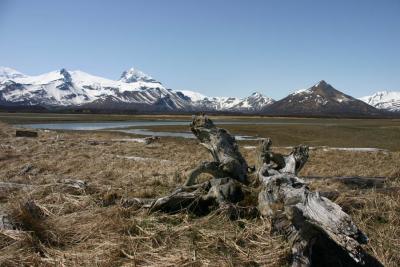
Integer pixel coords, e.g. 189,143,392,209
256,138,383,267
185,161,230,186
125,178,245,215
185,115,249,186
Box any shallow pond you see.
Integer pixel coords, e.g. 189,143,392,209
18,119,319,140
19,119,320,130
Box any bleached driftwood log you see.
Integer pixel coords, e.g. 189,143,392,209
256,138,382,267
185,115,249,186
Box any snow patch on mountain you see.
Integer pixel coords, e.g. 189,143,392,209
177,90,207,102
292,88,311,95
0,67,26,81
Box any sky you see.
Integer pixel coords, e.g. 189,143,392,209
0,0,399,99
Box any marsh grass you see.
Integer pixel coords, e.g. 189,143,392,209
0,121,399,266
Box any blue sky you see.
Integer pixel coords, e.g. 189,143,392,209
0,0,399,99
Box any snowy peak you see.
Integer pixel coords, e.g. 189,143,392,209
119,67,160,84
235,92,275,110
360,91,400,112
0,67,26,81
249,91,272,100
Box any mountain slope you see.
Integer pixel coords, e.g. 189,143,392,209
263,80,382,116
359,91,400,112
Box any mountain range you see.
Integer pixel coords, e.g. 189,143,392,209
0,66,398,116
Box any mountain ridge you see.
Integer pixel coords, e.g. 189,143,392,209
1,67,397,116
0,67,274,113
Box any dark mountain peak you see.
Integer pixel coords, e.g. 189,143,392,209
264,80,382,117
308,80,342,97
315,80,328,87
59,68,68,75
57,68,73,90
311,80,336,92
59,68,72,83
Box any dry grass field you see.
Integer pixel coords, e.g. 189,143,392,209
0,117,399,266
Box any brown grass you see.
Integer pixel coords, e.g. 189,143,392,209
0,121,399,266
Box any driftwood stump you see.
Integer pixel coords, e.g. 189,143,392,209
185,115,249,186
256,138,382,267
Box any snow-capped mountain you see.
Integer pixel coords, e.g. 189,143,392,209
263,80,382,116
0,67,191,111
177,91,275,112
359,91,400,112
0,67,274,113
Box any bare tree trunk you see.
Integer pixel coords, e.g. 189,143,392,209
256,138,383,267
